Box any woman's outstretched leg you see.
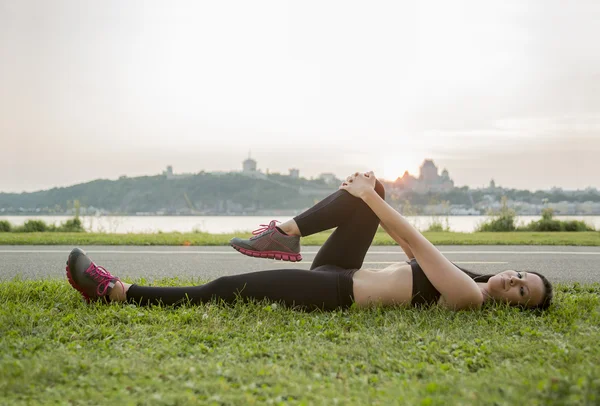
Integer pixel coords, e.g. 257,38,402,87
66,248,354,311
124,267,352,310
230,178,385,269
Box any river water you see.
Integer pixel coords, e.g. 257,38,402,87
2,215,599,234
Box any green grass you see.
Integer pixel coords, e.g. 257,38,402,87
1,230,600,246
1,279,599,405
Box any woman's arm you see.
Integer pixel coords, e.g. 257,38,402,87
365,190,482,309
342,172,482,310
379,222,414,260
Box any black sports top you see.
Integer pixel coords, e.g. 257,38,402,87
407,258,441,306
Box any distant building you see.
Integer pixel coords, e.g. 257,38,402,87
243,155,257,173
420,160,439,183
319,172,339,185
241,154,266,179
395,159,454,194
162,165,193,180
289,168,300,179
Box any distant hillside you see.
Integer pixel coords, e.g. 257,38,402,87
3,172,599,216
0,172,339,215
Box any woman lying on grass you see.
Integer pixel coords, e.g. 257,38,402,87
66,171,553,311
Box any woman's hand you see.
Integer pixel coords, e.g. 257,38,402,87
339,171,376,199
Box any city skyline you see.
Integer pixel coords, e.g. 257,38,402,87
3,156,598,195
1,1,599,193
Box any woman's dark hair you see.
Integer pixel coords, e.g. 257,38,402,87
453,263,553,310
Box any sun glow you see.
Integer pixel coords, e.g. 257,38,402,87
380,157,421,182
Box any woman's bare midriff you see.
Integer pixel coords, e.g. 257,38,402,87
352,262,414,307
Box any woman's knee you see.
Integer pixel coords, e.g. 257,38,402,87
374,179,385,200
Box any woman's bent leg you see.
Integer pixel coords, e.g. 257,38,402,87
308,197,381,270
126,269,353,311
228,179,384,264
293,180,386,237
294,181,385,270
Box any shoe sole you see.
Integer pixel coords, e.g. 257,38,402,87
65,260,91,303
230,244,302,262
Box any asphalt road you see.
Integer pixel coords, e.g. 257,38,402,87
1,245,600,284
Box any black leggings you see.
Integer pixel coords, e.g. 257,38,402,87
127,181,386,311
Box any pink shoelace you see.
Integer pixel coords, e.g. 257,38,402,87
85,263,119,296
250,220,280,239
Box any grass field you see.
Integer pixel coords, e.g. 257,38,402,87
1,279,599,405
1,230,600,246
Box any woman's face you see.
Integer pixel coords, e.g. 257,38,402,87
487,270,545,307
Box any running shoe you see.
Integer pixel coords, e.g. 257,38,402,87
229,220,302,262
65,248,122,302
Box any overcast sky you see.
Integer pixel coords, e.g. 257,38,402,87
1,0,599,193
